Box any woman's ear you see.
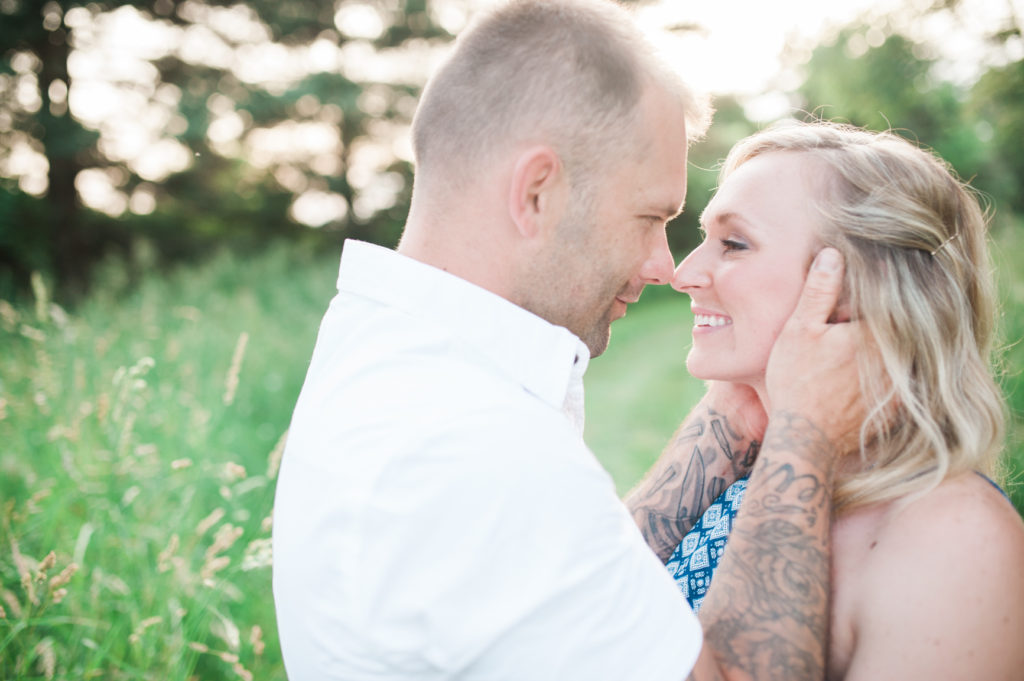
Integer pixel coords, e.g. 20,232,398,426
507,145,568,240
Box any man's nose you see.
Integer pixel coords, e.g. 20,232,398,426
639,232,675,285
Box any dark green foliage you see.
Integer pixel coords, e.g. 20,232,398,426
794,27,1024,233
668,96,757,257
967,60,1024,216
0,0,443,297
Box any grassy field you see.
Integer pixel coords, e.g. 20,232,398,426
0,244,335,680
1,237,1021,679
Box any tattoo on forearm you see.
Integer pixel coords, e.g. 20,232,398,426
698,411,836,681
708,410,759,471
627,407,761,562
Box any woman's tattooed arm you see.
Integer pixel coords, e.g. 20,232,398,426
695,411,837,681
625,384,766,562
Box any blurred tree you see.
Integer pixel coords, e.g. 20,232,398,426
667,95,756,257
788,0,1024,226
967,60,1024,217
0,0,450,296
794,32,983,179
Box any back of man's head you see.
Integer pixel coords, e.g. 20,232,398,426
410,0,708,197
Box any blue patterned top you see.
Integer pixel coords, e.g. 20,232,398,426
666,471,1010,612
665,476,748,612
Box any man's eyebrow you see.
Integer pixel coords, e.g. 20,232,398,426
652,204,684,221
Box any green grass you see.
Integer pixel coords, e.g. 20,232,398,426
0,236,1021,679
992,224,1024,508
584,285,705,494
0,243,337,680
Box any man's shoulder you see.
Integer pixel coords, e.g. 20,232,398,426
310,304,569,428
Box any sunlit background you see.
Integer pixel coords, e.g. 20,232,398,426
2,2,1024,679
3,0,1021,239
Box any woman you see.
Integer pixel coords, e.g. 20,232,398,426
666,121,1024,680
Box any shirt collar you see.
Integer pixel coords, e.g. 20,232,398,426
336,240,591,417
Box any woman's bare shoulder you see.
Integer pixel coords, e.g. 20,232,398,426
836,473,1023,570
877,473,1023,556
836,473,1024,681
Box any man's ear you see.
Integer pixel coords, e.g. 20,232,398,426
508,146,568,239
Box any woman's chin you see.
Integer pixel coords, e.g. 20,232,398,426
684,357,710,381
685,357,764,389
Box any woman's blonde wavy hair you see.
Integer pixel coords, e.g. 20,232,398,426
722,120,1006,512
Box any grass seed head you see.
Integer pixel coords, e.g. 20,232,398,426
266,429,288,479
20,324,45,342
129,616,163,645
196,508,225,536
157,535,179,573
249,625,265,656
49,562,78,590
31,271,49,323
34,637,56,680
206,524,244,559
36,550,57,580
224,461,247,481
241,538,272,571
2,589,22,617
223,331,249,406
201,555,231,581
0,299,18,329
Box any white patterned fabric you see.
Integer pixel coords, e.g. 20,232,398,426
665,477,748,612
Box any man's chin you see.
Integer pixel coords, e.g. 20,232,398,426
582,324,612,358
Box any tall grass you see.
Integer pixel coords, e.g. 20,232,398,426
1,234,1021,679
0,242,337,680
992,222,1024,509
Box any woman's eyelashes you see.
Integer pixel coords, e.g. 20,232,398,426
721,238,748,253
698,226,749,254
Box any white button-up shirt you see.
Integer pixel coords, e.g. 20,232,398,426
272,240,701,680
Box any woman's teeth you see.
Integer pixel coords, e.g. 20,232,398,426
695,314,731,327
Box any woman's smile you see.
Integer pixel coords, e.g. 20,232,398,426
672,151,827,396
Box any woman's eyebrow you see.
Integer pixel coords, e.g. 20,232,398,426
704,210,754,231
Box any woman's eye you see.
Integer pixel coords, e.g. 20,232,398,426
722,239,747,252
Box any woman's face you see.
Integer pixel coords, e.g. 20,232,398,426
672,151,826,396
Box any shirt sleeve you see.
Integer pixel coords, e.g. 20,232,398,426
359,400,703,681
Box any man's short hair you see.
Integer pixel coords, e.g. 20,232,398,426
410,0,710,193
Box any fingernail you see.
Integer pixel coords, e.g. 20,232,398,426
813,248,841,273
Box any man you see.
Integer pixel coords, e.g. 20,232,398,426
272,1,861,679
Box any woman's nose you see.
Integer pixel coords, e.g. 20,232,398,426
671,245,710,292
